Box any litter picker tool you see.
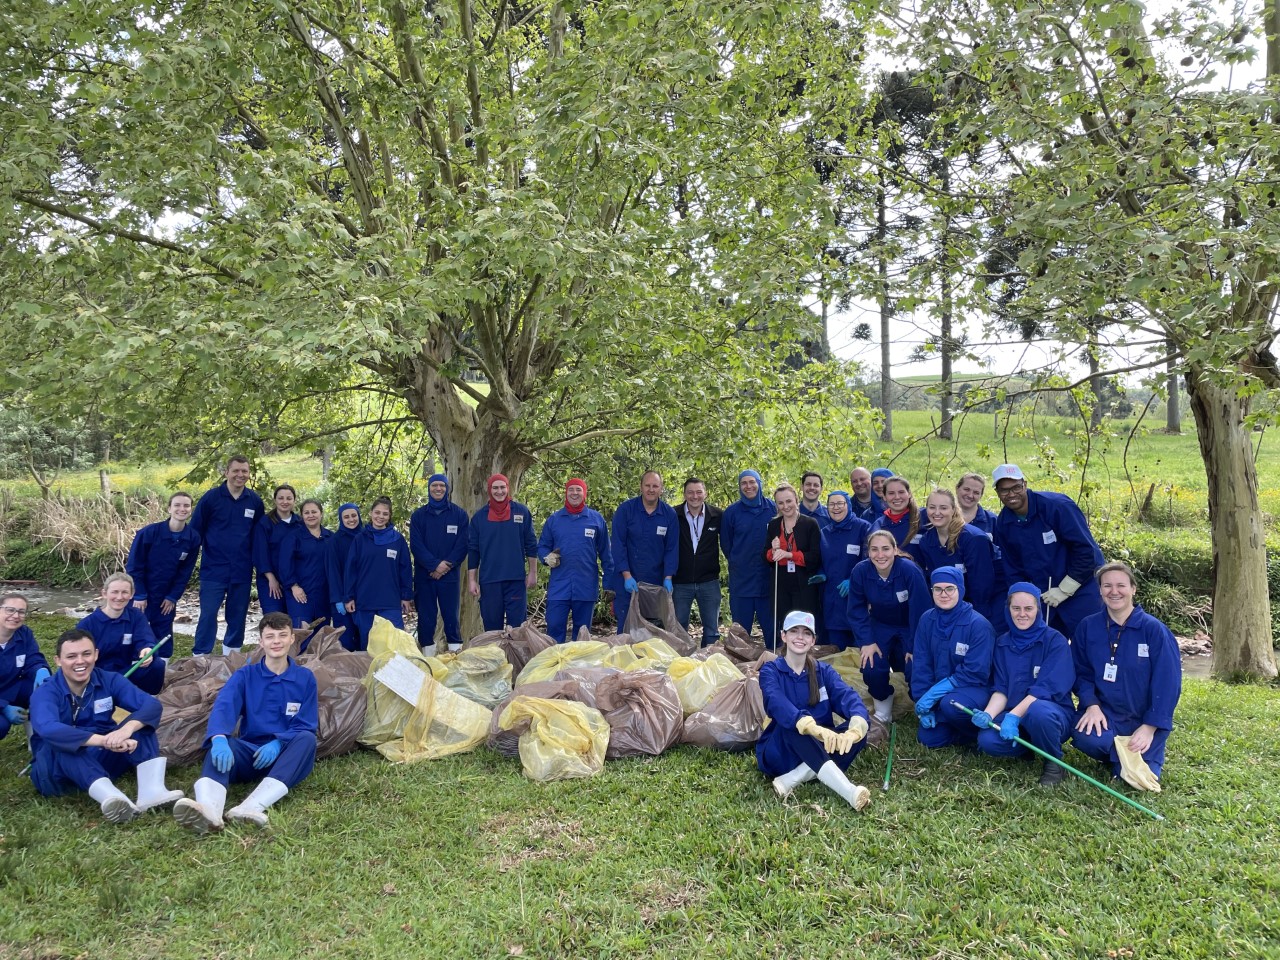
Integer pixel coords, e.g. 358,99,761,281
882,720,897,791
951,701,1164,821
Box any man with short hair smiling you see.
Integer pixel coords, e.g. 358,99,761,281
190,455,265,656
672,477,723,645
28,629,183,823
992,463,1104,635
848,467,884,523
799,472,829,522
610,471,679,626
174,612,318,833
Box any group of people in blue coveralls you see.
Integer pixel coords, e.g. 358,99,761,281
754,462,1183,804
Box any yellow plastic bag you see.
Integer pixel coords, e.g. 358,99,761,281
498,696,611,781
368,615,423,661
821,649,863,689
376,671,492,763
516,640,612,686
667,653,743,715
630,637,680,666
432,646,514,707
361,617,435,747
602,645,642,670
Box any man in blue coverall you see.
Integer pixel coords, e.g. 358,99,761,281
538,478,613,643
190,455,265,655
174,612,318,833
610,471,679,627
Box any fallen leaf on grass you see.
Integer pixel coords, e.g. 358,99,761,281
382,883,398,896
507,945,524,956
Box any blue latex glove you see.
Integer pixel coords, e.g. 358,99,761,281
807,573,827,585
253,739,282,770
915,676,956,716
210,736,235,773
919,711,937,730
335,602,347,615
3,704,27,724
836,579,850,598
624,577,638,593
663,577,673,594
33,667,51,688
999,713,1021,742
971,710,993,730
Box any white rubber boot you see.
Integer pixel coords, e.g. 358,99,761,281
173,777,227,834
872,693,894,723
816,762,872,811
772,763,817,798
226,777,289,827
88,777,139,824
221,644,235,656
134,757,185,812
447,643,462,652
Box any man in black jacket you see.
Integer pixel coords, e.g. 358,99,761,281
673,478,723,646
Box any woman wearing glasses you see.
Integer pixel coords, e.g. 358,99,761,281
909,567,995,748
0,595,50,741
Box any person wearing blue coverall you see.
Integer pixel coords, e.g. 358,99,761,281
125,491,200,648
609,470,679,627
849,467,885,523
956,472,1006,599
870,475,923,551
992,463,1104,637
846,529,930,723
29,628,183,823
468,474,539,630
672,478,723,645
1071,561,1182,787
911,566,994,748
343,497,414,647
913,488,1001,625
538,479,613,643
0,594,50,741
817,492,871,650
410,474,470,652
972,582,1077,786
798,472,830,522
190,455,265,655
253,484,301,617
720,469,776,638
76,573,166,695
278,499,333,629
757,610,872,810
174,612,318,833
326,503,362,648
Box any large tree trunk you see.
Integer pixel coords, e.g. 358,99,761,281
1187,369,1277,679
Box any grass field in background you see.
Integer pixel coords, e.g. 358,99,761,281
1,616,1277,959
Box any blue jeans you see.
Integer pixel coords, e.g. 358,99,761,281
673,580,722,644
194,580,251,654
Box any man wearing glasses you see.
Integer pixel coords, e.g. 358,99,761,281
991,464,1104,635
0,595,50,742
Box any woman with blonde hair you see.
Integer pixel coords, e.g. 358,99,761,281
76,573,166,693
913,487,1001,623
764,482,823,649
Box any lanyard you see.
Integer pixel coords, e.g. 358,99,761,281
688,510,704,549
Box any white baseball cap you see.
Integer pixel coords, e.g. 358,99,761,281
992,464,1025,484
781,610,816,633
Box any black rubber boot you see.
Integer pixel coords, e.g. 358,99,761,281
1038,759,1067,786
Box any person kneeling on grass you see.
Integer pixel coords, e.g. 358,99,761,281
756,610,872,811
174,612,318,833
971,583,1076,787
29,629,183,823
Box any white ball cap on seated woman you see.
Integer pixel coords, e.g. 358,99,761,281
781,610,816,632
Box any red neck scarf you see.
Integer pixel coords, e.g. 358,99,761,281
884,507,910,523
487,474,512,522
565,478,587,514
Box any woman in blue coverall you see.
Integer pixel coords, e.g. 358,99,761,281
279,499,333,629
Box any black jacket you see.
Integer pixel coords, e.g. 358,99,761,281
673,503,723,584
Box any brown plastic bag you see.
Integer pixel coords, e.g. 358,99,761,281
464,623,557,676
595,670,683,758
681,676,767,751
622,585,697,656
720,622,765,664
497,696,611,781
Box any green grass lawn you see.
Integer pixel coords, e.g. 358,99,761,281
3,616,1278,959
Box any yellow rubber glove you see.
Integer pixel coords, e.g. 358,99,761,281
796,715,839,753
1114,735,1162,792
832,716,869,753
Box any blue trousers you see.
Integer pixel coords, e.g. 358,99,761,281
124,659,166,697
194,579,251,654
728,594,770,640
1071,712,1171,778
256,574,288,616
756,720,867,778
917,685,987,748
415,576,462,647
285,587,331,630
350,608,404,652
480,580,528,631
859,635,912,702
546,598,597,644
31,730,161,796
673,580,722,644
976,700,1073,760
201,732,317,788
825,627,855,651
140,604,176,658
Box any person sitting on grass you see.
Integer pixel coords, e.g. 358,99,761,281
28,628,183,823
0,594,50,741
971,583,1076,786
174,612,318,833
1070,562,1182,790
756,610,872,811
76,572,166,695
